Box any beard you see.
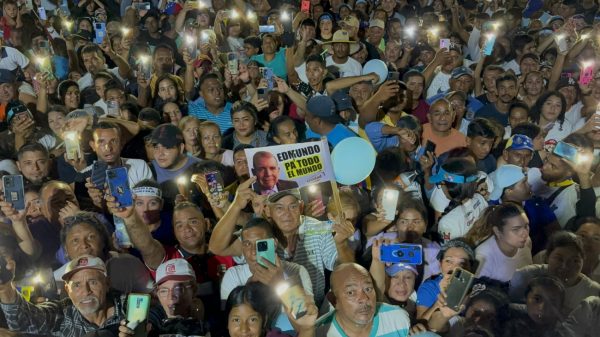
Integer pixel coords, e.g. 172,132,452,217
77,296,100,315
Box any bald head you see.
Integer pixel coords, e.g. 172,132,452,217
330,263,371,293
330,263,377,326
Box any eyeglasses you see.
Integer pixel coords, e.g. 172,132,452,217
156,283,193,298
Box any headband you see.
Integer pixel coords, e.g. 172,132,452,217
132,186,162,198
429,167,479,185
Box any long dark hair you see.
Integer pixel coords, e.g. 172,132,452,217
529,91,567,128
225,282,281,336
465,203,526,246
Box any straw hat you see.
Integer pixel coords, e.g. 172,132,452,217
322,30,360,54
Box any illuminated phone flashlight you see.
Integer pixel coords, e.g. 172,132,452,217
281,11,290,21
491,21,502,31
177,176,188,185
63,20,73,30
64,131,78,141
555,33,565,42
308,185,317,194
35,56,47,67
275,281,290,296
405,26,416,38
230,9,239,19
139,54,150,65
428,27,439,37
581,33,591,40
582,60,594,69
32,273,43,284
247,11,256,21
121,27,131,36
200,30,210,44
185,34,195,46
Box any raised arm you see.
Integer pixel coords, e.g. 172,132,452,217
325,73,378,95
358,80,400,128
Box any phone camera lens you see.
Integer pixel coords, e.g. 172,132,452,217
257,242,267,251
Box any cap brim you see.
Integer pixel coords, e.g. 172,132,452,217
156,274,194,285
429,173,445,184
62,266,107,281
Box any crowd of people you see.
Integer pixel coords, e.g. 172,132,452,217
0,0,600,336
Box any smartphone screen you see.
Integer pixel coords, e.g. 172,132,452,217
64,131,81,160
227,53,239,75
445,268,475,311
381,189,400,221
301,0,310,14
127,293,151,337
553,141,578,163
483,34,496,56
114,215,132,248
91,161,108,189
259,25,275,33
205,171,224,198
256,238,276,267
580,65,594,86
439,38,450,49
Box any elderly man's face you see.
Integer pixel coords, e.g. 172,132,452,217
65,223,104,259
66,269,109,316
253,155,280,190
333,266,377,326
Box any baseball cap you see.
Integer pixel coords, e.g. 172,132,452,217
318,13,334,23
156,258,196,285
306,95,344,123
5,100,30,125
71,29,93,42
340,15,359,29
150,123,184,148
523,0,544,18
429,167,479,185
355,0,368,5
556,75,578,90
505,134,534,152
451,66,473,80
138,108,162,124
385,263,418,277
369,19,385,30
267,188,301,203
62,255,107,281
0,69,16,84
331,90,356,113
489,164,527,201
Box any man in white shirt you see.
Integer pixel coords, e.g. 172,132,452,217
324,30,363,77
77,44,131,90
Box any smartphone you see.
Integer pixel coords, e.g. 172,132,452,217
106,167,133,207
482,34,496,56
205,171,224,199
580,64,594,86
257,87,267,101
33,267,59,300
553,141,579,163
439,38,450,49
94,22,107,44
278,283,308,319
256,238,276,267
380,243,423,264
227,52,239,75
133,2,151,10
259,25,276,33
114,215,132,248
425,140,436,154
445,268,475,311
387,71,400,81
37,7,47,20
63,131,81,160
200,30,211,44
261,67,274,90
381,189,400,221
107,100,120,117
3,175,25,210
126,293,151,337
0,257,12,284
185,36,198,60
91,161,108,189
301,0,310,14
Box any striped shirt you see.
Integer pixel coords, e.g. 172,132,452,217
279,216,338,306
315,303,411,337
188,98,234,132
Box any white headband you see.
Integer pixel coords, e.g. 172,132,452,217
132,186,162,198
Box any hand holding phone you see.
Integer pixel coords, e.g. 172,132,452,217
106,167,133,207
227,52,239,75
380,243,423,264
444,268,475,311
256,238,276,267
127,293,151,337
3,175,25,211
381,189,400,221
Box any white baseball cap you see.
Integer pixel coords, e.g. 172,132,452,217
155,258,196,285
62,255,107,281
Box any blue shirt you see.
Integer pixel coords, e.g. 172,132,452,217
365,122,399,152
250,48,288,80
416,274,443,308
188,98,233,133
475,103,509,126
151,155,202,184
306,124,357,148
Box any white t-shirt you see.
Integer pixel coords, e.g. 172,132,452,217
528,168,579,227
221,149,234,167
78,67,125,89
220,261,314,304
545,119,574,144
0,47,29,71
426,70,451,99
295,62,309,84
438,193,488,243
429,172,493,213
565,101,584,127
325,55,362,77
476,235,533,282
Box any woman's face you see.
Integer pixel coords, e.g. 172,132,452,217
526,285,563,325
158,78,178,102
540,95,563,122
233,110,256,137
94,77,109,100
162,102,182,125
64,85,81,110
48,110,66,136
228,22,241,37
182,120,201,146
464,299,497,331
440,247,471,275
320,19,333,35
228,303,263,337
395,208,426,241
200,125,222,155
387,270,416,302
494,214,530,250
79,20,93,32
524,73,544,96
547,246,583,284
